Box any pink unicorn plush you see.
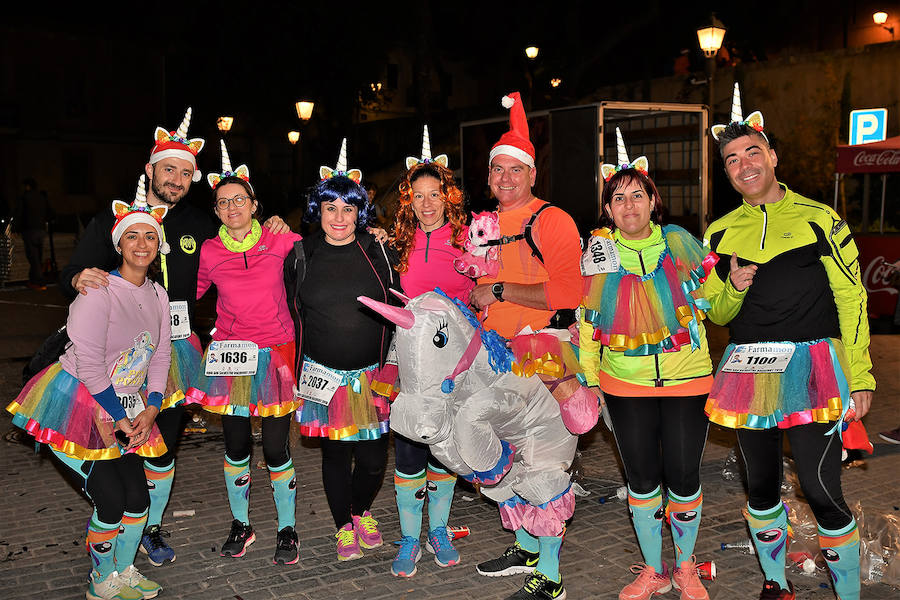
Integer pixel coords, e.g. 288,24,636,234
453,211,500,278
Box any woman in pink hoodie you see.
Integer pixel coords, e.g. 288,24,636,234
186,163,303,566
8,177,171,600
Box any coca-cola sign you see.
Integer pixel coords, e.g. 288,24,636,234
852,150,900,168
856,235,900,317
836,137,900,174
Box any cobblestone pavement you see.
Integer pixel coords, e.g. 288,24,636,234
0,284,897,599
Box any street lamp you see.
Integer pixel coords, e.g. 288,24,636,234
295,101,315,121
524,46,539,60
288,131,300,145
216,116,234,133
696,20,726,58
873,12,895,37
550,78,562,88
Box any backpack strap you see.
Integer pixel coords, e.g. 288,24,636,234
483,202,553,264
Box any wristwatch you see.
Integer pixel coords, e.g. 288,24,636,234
492,282,505,302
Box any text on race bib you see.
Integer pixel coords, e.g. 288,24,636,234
99,392,145,423
297,362,342,406
205,341,259,376
721,343,796,374
169,301,191,341
581,235,620,275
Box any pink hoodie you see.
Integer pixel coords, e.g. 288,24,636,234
196,226,302,348
398,222,474,301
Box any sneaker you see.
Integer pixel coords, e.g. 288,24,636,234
391,536,422,577
220,519,255,557
476,543,539,577
425,526,460,567
352,510,383,549
85,570,144,600
335,522,363,561
505,572,567,600
672,558,709,600
117,565,161,599
139,525,175,566
273,526,299,565
759,580,795,600
878,427,900,444
619,563,672,600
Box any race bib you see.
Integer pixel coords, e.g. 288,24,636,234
169,301,191,341
297,362,342,406
721,342,796,373
581,235,620,275
204,341,259,376
100,392,144,423
385,336,398,367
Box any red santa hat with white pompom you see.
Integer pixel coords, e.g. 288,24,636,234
489,92,535,168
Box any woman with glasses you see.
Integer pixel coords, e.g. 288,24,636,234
186,142,303,565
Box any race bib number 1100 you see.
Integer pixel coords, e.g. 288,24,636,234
721,343,796,374
205,341,259,376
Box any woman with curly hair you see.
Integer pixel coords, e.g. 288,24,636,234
388,127,474,578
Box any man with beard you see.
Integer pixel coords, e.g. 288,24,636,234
60,107,289,568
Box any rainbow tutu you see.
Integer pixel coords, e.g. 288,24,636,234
160,333,202,410
6,363,167,460
185,340,298,418
498,485,575,538
705,338,848,430
296,356,392,441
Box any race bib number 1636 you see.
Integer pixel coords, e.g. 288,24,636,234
205,341,259,376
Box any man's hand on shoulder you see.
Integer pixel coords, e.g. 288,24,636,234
262,215,291,234
73,268,110,295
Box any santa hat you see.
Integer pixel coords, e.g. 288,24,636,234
149,107,206,182
600,127,649,181
406,125,449,170
320,138,362,183
489,92,535,168
207,139,253,193
111,175,170,254
710,82,767,144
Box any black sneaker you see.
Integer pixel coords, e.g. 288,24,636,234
476,544,539,577
506,572,566,600
273,526,299,565
759,580,795,600
220,519,255,558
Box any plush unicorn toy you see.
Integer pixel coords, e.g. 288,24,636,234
358,290,578,537
452,211,501,278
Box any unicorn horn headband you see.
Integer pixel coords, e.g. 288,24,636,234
111,174,171,254
406,125,449,170
600,127,649,182
710,82,767,143
207,139,253,191
320,138,362,183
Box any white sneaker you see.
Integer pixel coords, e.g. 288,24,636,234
117,565,162,599
85,570,144,600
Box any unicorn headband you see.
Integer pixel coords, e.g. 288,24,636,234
405,125,449,170
320,138,362,183
207,140,253,192
600,128,649,182
710,82,767,143
111,174,170,254
150,107,205,182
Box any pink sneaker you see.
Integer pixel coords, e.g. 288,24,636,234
352,511,383,549
335,523,363,561
620,562,672,600
672,558,709,600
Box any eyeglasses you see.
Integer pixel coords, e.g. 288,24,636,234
215,195,251,210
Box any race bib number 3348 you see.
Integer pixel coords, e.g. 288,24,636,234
205,341,259,376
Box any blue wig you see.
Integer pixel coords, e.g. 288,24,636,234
305,176,373,231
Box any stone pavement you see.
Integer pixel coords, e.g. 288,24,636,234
0,283,898,599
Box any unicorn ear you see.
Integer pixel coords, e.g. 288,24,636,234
600,164,617,181
155,127,170,143
744,111,764,131
632,156,649,174
710,124,727,141
150,205,169,221
406,156,419,170
433,154,449,168
347,169,363,184
189,138,205,154
207,173,221,189
235,165,250,180
320,166,333,180
112,200,131,216
390,288,412,305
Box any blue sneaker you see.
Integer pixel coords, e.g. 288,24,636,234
425,526,460,567
139,525,175,566
391,536,422,578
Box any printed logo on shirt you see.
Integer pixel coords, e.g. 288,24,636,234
110,331,155,387
257,245,268,252
180,235,197,254
781,232,793,238
831,220,848,237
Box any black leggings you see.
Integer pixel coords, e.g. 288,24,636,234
737,422,851,530
143,404,184,469
222,414,293,467
605,393,709,497
321,437,389,528
68,453,149,525
394,433,448,475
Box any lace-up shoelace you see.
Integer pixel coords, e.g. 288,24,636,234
523,572,549,593
277,530,296,551
336,527,356,548
429,526,452,551
394,536,419,559
144,527,170,550
357,514,379,534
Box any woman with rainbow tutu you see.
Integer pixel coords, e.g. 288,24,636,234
8,176,171,600
578,129,718,600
